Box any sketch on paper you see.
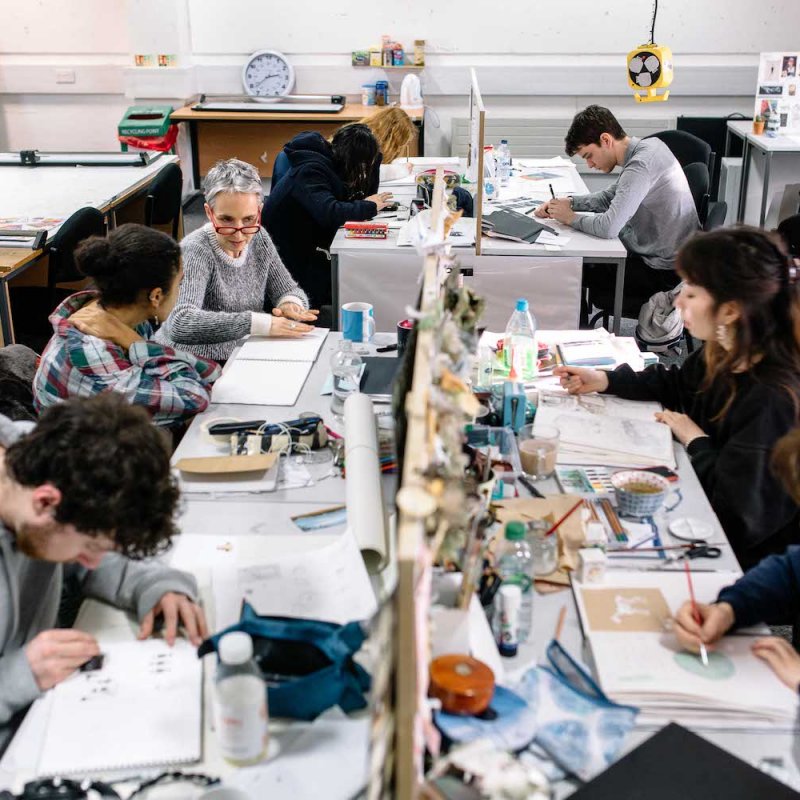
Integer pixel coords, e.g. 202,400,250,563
674,650,736,681
583,588,671,633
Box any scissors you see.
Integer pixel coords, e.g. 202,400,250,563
672,540,723,561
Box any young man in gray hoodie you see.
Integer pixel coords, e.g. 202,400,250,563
0,393,206,737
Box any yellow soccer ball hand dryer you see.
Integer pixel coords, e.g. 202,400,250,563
627,44,673,103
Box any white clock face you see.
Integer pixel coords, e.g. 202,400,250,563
242,50,295,97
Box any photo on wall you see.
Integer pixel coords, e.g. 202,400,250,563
782,55,797,78
755,52,800,134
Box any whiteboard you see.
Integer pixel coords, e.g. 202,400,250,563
188,0,800,56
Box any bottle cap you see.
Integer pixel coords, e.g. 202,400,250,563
505,521,526,541
219,631,253,665
515,298,528,312
500,139,508,144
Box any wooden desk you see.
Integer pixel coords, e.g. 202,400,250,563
170,103,424,185
0,155,179,345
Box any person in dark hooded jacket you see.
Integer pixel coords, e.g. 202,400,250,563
263,124,392,319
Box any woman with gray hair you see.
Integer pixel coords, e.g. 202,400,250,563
156,158,318,362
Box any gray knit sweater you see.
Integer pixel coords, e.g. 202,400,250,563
570,137,700,271
156,224,309,361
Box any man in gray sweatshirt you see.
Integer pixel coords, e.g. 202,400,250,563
536,105,699,304
0,394,206,737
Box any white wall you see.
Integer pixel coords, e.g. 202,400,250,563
0,0,797,155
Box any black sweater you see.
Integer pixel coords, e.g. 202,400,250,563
262,132,378,308
605,348,800,568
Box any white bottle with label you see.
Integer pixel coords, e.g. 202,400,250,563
214,631,268,765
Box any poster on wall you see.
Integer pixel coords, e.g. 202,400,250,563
755,51,800,134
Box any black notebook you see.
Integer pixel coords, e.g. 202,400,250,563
481,209,550,243
360,357,401,399
571,723,800,799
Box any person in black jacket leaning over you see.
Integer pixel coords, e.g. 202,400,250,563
263,124,392,321
555,226,800,569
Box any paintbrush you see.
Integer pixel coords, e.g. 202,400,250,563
684,560,709,667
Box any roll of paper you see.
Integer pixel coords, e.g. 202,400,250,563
344,393,388,573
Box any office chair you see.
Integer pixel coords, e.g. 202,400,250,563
47,207,106,309
683,161,710,224
644,129,716,195
778,213,800,257
144,162,183,239
270,151,291,190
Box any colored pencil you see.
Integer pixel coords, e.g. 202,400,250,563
543,498,584,538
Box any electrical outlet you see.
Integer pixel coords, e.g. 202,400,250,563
55,69,76,84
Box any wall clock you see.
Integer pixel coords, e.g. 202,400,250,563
242,50,295,99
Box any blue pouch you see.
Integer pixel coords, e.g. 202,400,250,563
198,602,371,721
434,639,637,782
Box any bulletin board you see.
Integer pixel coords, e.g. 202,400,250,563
755,51,800,133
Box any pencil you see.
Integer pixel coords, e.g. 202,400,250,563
554,605,567,641
543,498,584,538
684,560,709,667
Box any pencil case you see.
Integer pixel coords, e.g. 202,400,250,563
344,221,389,239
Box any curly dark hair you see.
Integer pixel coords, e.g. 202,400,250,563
5,394,180,558
75,223,181,307
565,105,627,156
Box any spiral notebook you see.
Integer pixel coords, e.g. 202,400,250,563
36,639,202,776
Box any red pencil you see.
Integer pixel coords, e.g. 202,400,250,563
684,560,709,666
543,498,584,538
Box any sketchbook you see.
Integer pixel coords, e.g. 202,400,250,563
572,571,798,730
36,639,202,776
237,328,328,362
211,358,312,406
535,404,675,469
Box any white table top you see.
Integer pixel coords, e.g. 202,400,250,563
4,330,796,796
727,119,800,152
0,154,179,235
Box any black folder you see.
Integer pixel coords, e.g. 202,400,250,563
570,723,800,799
481,209,550,243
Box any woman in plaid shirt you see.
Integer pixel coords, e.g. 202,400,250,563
33,224,220,428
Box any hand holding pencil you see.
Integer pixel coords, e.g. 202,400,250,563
673,600,735,655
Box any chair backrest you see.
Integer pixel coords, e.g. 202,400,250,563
778,213,800,257
48,207,106,286
645,129,713,171
270,150,291,189
703,200,728,232
682,162,710,222
144,162,183,238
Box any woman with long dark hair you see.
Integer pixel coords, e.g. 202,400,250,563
555,226,800,567
263,124,392,318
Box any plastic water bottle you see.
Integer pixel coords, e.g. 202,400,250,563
330,339,363,416
214,632,268,765
503,298,538,380
496,139,512,186
483,145,497,201
494,521,533,645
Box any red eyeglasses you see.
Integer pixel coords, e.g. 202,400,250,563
209,208,262,236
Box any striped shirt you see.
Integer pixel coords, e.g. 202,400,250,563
155,223,309,361
33,292,220,428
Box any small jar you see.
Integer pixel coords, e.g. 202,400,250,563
413,40,426,66
528,521,558,577
375,80,389,106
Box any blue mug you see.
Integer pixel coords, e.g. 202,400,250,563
342,302,375,343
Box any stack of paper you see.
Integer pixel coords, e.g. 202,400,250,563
534,394,675,469
573,571,798,730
